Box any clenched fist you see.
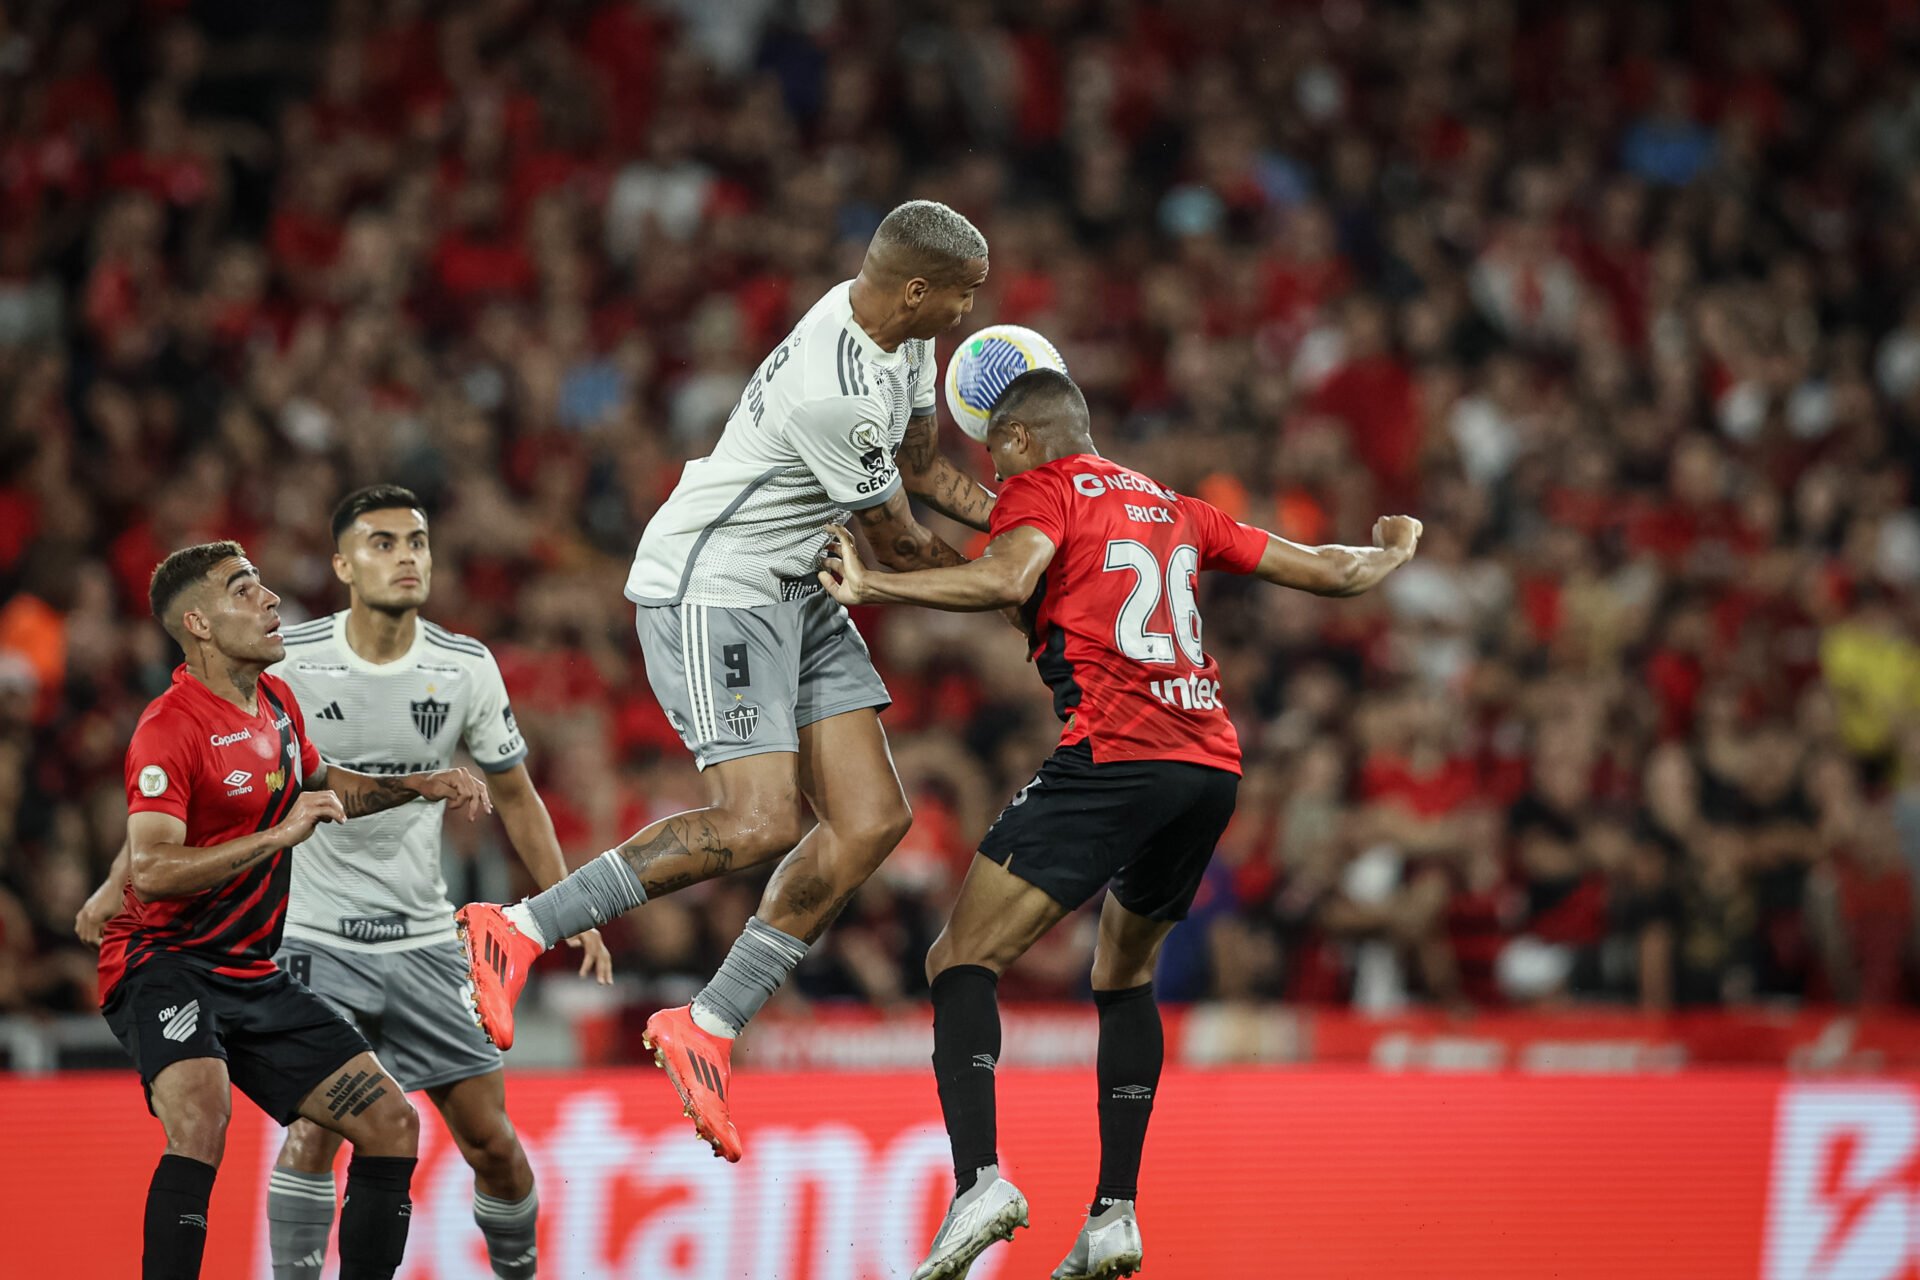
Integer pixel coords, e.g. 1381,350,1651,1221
1373,515,1423,555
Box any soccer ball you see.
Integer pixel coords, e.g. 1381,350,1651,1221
943,324,1068,443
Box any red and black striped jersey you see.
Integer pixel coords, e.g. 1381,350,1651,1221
98,666,323,1003
993,455,1270,775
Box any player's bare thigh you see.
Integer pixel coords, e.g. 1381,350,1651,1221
925,853,1072,982
795,708,912,844
149,1057,234,1165
295,1051,419,1156
754,709,914,939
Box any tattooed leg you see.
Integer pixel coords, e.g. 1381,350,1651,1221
298,1053,418,1157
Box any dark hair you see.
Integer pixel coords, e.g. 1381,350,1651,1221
149,540,247,622
987,368,1088,433
331,484,425,545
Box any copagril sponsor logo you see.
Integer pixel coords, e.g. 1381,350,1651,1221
1765,1084,1920,1278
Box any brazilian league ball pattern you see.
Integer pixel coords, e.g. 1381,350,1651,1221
942,324,1068,443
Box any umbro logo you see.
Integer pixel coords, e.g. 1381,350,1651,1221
1110,1084,1154,1101
178,1214,208,1230
973,1053,997,1072
316,702,346,721
686,1053,727,1100
223,769,250,787
159,1000,200,1042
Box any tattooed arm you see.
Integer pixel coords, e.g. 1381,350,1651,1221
307,763,493,821
851,487,971,571
126,796,346,900
897,414,995,531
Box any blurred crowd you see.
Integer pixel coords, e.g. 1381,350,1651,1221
5,0,1920,1036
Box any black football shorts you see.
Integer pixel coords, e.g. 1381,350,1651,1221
102,961,371,1125
977,741,1240,920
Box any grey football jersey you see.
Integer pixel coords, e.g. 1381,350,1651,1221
268,612,526,951
625,280,939,608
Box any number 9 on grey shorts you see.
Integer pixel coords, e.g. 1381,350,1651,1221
636,591,892,770
276,937,500,1093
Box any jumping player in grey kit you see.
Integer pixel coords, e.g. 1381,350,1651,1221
456,199,997,1164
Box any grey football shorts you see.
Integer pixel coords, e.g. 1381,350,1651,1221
275,935,500,1092
636,588,892,770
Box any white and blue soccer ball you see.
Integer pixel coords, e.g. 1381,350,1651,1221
943,324,1068,442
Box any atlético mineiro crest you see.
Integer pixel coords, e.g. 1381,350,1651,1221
722,703,759,741
411,696,450,740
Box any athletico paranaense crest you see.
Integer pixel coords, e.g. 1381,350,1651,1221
411,696,450,740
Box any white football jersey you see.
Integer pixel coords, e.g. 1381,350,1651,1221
268,612,527,951
626,280,938,608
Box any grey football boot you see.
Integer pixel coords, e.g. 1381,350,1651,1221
909,1165,1029,1280
1050,1199,1144,1279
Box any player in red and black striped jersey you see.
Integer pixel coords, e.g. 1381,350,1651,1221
820,369,1420,1280
98,541,491,1280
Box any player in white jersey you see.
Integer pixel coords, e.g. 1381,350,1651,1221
262,486,611,1280
457,200,999,1162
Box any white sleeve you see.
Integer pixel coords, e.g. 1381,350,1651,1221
789,395,902,510
463,649,528,773
911,338,938,414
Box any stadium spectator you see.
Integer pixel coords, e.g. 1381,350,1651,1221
2,0,1919,1041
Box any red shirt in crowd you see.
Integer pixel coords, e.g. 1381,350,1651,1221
990,454,1269,773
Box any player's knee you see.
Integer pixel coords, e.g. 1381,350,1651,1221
357,1091,421,1157
726,794,809,861
278,1120,340,1173
165,1097,231,1166
842,793,913,859
1091,950,1156,991
925,928,1003,985
461,1124,525,1183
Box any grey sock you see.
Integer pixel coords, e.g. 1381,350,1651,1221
525,849,648,945
473,1186,539,1280
267,1168,335,1279
692,917,810,1035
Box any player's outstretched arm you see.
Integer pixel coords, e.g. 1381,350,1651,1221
311,763,493,821
820,522,1056,611
898,414,996,531
1252,515,1423,597
75,840,131,945
852,487,974,571
127,794,345,901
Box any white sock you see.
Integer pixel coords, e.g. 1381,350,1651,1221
502,902,548,949
690,1003,738,1038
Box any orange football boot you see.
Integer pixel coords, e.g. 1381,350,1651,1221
643,1004,743,1161
455,903,541,1050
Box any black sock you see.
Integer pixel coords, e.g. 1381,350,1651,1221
338,1154,416,1280
145,1154,218,1280
1093,982,1161,1206
931,965,1001,1195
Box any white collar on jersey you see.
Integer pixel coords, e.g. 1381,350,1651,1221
326,610,430,675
